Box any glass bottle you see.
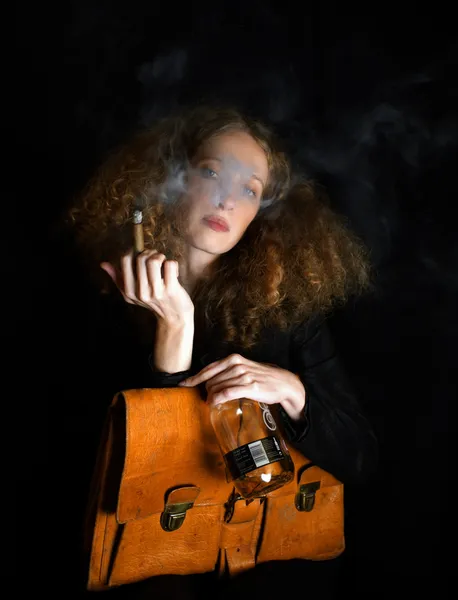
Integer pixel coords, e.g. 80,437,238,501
210,399,295,499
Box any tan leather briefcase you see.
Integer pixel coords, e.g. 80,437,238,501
85,388,344,591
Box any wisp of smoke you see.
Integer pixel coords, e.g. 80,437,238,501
151,154,275,211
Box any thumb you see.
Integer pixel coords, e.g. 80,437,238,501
100,262,118,285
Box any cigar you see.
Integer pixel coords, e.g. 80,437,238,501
132,208,144,255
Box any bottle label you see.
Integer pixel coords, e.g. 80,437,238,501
223,436,285,480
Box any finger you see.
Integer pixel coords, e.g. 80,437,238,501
207,373,256,396
100,262,135,304
179,361,228,386
204,365,253,390
137,250,161,300
163,260,179,288
120,250,137,301
145,252,166,298
179,362,219,385
180,354,248,386
208,384,260,406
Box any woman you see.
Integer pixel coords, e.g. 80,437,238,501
67,105,378,597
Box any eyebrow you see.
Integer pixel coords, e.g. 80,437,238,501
198,156,266,188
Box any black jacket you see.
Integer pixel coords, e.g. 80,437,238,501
91,291,378,486
46,242,378,594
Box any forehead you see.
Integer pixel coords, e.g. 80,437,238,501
196,131,269,180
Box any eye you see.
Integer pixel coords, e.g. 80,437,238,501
244,186,257,198
200,167,218,179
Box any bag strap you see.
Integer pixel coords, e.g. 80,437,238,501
217,489,265,576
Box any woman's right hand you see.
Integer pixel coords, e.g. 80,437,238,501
100,250,195,328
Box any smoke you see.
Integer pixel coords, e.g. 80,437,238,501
148,155,275,211
137,47,189,124
37,7,457,594
155,162,188,205
51,1,457,290
135,41,458,278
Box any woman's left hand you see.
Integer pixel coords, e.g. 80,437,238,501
178,353,306,422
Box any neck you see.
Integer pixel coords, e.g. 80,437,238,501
178,245,218,296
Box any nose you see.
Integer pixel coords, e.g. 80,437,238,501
217,193,236,210
215,179,240,210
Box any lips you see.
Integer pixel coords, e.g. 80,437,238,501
203,215,230,232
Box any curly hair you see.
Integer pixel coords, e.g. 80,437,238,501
67,105,371,350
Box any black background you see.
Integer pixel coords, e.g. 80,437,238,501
13,2,457,597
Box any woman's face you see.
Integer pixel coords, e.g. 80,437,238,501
182,130,269,256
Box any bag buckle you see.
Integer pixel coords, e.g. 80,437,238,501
160,501,195,532
295,481,320,512
160,485,200,532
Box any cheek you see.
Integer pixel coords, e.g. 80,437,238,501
231,209,258,242
243,205,259,227
187,175,218,202
181,190,207,223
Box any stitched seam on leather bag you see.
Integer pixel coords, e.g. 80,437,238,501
216,504,226,574
254,495,270,560
98,511,109,586
249,499,264,556
96,410,116,587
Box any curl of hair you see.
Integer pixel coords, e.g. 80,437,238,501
67,106,371,350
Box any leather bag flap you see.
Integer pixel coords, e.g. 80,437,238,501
113,388,232,524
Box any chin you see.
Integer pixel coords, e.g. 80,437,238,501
187,224,239,255
189,236,234,256
194,243,229,256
